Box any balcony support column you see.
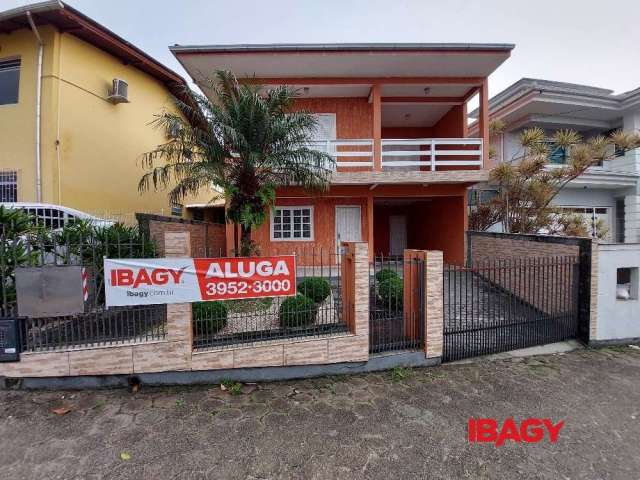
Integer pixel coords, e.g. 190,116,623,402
478,78,490,168
372,84,382,171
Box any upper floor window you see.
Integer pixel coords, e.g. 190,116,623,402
545,142,567,164
0,58,20,105
0,171,17,202
614,144,626,158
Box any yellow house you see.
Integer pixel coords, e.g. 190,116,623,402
0,1,212,222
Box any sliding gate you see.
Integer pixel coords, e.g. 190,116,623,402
443,256,580,362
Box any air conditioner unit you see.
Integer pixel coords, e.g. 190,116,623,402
107,78,129,104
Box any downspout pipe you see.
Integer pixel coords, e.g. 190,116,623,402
26,11,43,203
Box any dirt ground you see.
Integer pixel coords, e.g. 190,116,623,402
1,346,639,479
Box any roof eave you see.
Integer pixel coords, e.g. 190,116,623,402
170,42,515,55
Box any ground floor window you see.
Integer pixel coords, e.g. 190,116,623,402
171,203,183,217
0,170,17,202
559,206,612,240
468,188,499,206
271,206,313,241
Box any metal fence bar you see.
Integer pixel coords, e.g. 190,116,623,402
1,229,168,351
442,255,581,362
192,247,346,351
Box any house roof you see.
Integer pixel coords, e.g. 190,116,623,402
171,42,514,82
170,42,515,54
0,1,189,98
469,78,640,131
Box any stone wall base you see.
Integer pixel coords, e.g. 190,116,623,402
2,351,441,390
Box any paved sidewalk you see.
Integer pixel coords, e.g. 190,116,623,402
1,346,639,479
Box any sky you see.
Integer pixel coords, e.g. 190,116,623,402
4,0,640,99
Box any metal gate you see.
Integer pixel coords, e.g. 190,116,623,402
443,256,580,362
369,255,425,354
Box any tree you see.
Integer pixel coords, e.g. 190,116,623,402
139,70,333,255
470,126,640,238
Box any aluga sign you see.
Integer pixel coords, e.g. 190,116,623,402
104,256,296,307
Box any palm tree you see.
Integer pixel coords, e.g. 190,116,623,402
139,70,333,255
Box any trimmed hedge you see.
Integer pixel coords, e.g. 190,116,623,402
298,277,331,304
193,301,228,336
279,294,317,329
375,268,399,285
377,276,403,306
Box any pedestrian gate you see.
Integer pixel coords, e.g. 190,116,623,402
369,254,425,354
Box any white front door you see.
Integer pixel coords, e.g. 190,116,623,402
389,215,407,256
335,206,362,250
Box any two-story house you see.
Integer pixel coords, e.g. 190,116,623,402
171,43,514,264
469,78,640,243
0,1,211,223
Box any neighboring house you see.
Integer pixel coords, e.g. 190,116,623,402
469,78,640,243
0,1,211,222
171,43,514,264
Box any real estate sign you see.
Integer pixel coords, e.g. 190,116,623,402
104,256,296,307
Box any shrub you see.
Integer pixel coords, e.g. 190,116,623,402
375,268,399,285
297,277,331,304
378,276,403,306
279,294,317,329
193,301,228,336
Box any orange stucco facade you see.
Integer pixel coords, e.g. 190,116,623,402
238,184,469,265
223,75,491,265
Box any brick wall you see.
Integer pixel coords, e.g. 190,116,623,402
137,214,226,257
467,232,593,324
469,232,579,261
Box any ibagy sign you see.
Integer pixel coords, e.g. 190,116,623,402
104,256,296,307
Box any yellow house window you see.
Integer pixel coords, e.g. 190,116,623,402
0,171,17,202
0,58,20,105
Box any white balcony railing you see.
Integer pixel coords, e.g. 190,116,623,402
307,138,483,171
306,139,374,168
381,138,483,169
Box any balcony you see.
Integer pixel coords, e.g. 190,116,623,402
309,138,483,171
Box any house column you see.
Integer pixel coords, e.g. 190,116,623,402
625,195,640,243
478,78,490,168
620,111,640,174
367,191,374,260
372,84,382,171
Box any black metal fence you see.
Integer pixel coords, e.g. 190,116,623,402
369,254,425,354
0,226,167,351
443,256,580,362
192,247,347,350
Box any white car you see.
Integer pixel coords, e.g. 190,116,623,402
1,203,114,229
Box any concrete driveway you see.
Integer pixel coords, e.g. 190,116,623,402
1,346,639,479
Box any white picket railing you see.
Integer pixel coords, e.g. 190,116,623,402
306,138,483,171
381,138,483,170
306,139,374,168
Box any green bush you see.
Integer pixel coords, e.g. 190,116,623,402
193,301,228,336
377,276,403,306
279,294,317,329
297,277,331,304
375,268,399,285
